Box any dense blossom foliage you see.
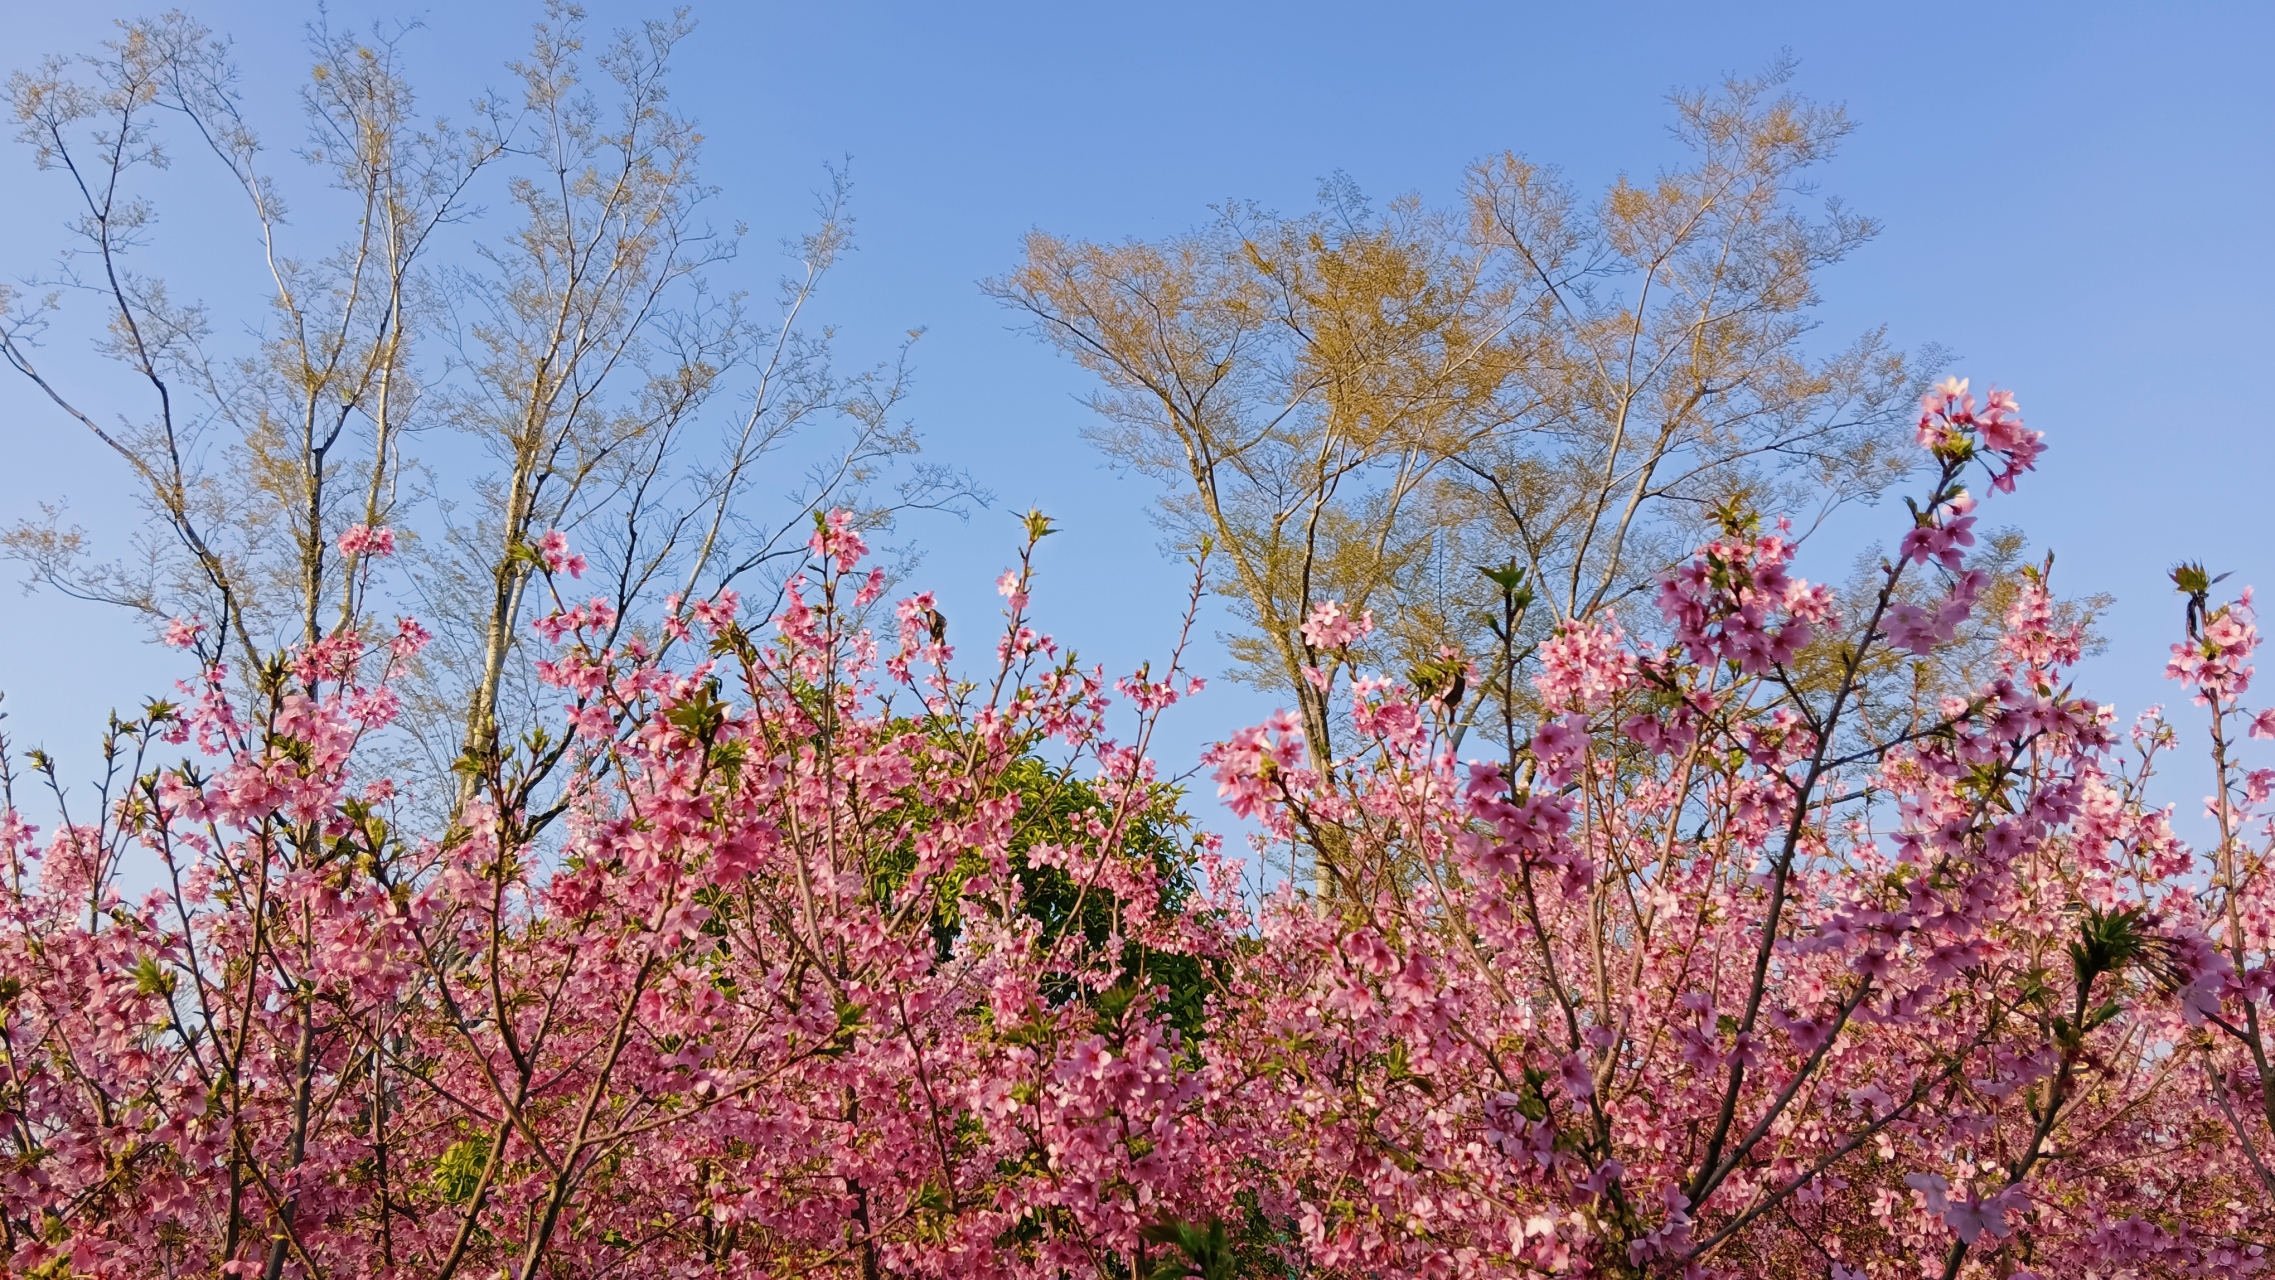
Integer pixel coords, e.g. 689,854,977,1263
4,381,2273,1278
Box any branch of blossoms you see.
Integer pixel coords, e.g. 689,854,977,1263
2159,561,2275,1209
1198,378,2265,1278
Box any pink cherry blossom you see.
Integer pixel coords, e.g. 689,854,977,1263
535,527,588,577
1298,598,1374,650
1534,615,1638,709
336,522,396,557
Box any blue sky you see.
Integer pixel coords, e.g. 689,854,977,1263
3,1,2270,827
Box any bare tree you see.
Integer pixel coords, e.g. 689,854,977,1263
1452,61,1914,629
2,13,504,666
993,63,1924,892
1,7,979,815
990,183,1517,811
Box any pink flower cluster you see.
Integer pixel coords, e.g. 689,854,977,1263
1917,376,2042,492
1299,598,1374,650
1534,614,1638,709
1886,567,1986,655
810,506,869,571
2171,588,2258,705
336,522,396,558
1654,519,1833,674
1206,709,1309,819
535,527,587,577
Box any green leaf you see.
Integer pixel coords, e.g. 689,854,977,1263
433,1135,491,1203
130,955,175,999
1140,1215,1236,1280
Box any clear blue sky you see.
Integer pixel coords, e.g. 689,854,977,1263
3,1,2270,824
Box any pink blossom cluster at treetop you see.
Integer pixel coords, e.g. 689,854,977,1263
5,379,2274,1278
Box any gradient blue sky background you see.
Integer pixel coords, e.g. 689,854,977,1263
3,1,2270,829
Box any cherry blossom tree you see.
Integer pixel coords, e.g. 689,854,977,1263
4,379,2270,1278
